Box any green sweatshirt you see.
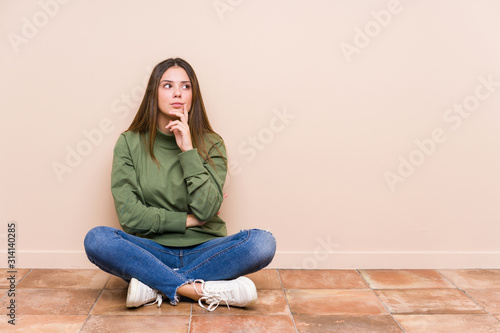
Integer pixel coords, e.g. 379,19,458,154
111,129,228,247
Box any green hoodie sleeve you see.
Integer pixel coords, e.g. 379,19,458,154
178,138,228,222
111,134,187,235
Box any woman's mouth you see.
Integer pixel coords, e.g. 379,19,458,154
171,103,183,108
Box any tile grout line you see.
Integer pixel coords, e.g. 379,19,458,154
355,269,407,333
437,269,500,323
78,274,110,333
188,301,193,332
2,268,34,302
0,269,34,325
0,269,27,303
276,269,299,333
16,268,34,285
4,268,499,330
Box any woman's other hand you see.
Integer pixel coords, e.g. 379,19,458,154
187,193,228,226
186,214,206,228
216,193,228,215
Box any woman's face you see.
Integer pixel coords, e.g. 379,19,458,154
157,66,193,119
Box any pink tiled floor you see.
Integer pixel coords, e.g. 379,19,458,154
1,269,500,332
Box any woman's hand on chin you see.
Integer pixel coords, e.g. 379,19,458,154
165,104,193,152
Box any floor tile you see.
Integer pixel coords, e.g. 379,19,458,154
0,269,31,288
81,315,189,333
245,269,282,289
286,289,387,316
190,315,296,333
105,275,128,290
376,289,485,314
17,269,109,289
359,269,454,289
440,270,500,289
91,290,192,316
0,315,87,333
193,290,290,315
394,314,500,333
280,269,367,289
0,289,100,315
465,289,500,314
294,314,403,333
4,268,500,332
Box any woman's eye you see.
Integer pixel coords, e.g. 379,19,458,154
164,84,172,88
182,84,191,90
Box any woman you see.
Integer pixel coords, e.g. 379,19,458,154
84,58,276,311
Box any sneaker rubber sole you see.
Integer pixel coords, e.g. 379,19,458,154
126,278,140,308
237,276,258,307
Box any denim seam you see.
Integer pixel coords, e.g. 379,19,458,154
183,228,267,256
183,237,229,255
115,230,189,302
182,230,252,276
116,230,180,256
116,230,187,281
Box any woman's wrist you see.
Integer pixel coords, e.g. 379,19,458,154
181,145,194,152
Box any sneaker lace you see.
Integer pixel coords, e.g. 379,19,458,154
195,279,232,312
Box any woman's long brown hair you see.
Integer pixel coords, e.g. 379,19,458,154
127,58,223,167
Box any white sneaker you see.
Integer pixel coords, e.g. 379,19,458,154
196,276,258,311
126,278,163,308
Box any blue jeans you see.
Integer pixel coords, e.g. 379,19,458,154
84,226,276,305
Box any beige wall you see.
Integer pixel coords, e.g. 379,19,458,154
1,0,499,269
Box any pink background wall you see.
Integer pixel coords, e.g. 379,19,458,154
1,0,499,268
